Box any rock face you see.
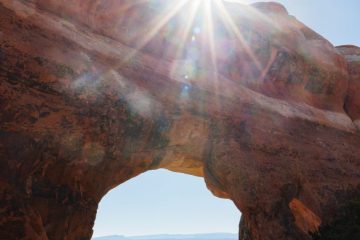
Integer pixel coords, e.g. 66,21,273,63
0,1,359,239
337,45,360,129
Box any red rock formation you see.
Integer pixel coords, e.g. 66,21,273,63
0,1,359,239
337,45,360,129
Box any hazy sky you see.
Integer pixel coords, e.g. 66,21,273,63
93,0,359,237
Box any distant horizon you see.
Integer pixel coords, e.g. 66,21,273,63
94,232,238,238
93,232,238,240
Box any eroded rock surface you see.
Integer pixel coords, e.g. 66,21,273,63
0,1,359,239
337,45,360,129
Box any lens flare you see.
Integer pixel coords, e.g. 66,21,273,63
100,0,281,116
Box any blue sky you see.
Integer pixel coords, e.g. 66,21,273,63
243,0,360,46
93,170,239,237
93,1,359,237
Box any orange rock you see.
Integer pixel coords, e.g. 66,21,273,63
289,198,321,234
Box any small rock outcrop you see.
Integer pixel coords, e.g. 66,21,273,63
0,1,359,239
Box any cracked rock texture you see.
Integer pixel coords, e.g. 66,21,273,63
0,1,359,239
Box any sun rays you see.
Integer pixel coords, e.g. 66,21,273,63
77,0,282,116
120,0,274,78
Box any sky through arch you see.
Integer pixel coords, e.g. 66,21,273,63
93,169,240,237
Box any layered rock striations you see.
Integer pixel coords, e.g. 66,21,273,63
0,1,359,239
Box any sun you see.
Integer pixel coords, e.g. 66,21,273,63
119,0,270,89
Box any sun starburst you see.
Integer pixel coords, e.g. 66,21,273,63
109,0,278,111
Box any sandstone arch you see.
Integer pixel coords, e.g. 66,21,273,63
0,1,359,240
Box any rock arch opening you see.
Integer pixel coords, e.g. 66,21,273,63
1,0,360,240
92,169,241,239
